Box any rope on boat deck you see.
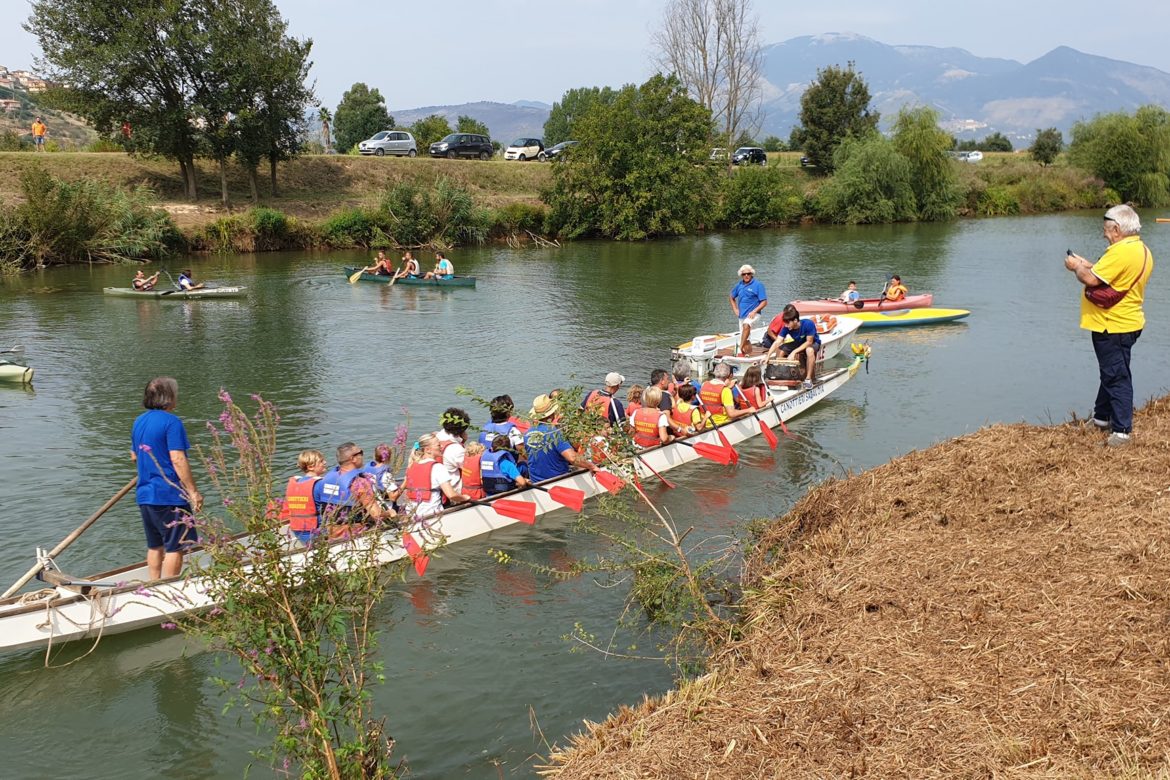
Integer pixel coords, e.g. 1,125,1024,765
17,588,56,605
30,583,120,668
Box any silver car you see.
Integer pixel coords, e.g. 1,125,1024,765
358,130,417,157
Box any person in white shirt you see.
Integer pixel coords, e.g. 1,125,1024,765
435,407,471,493
838,281,860,303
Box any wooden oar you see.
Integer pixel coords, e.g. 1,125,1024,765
348,268,366,284
714,427,740,463
466,497,537,525
0,345,24,354
676,439,734,465
531,484,585,512
2,477,138,599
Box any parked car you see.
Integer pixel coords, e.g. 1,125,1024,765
538,140,578,161
962,150,984,163
733,146,767,166
358,130,417,157
709,147,729,161
504,137,544,161
799,156,815,168
429,133,494,160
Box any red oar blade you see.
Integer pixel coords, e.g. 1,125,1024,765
759,417,779,450
402,531,429,577
492,498,537,525
715,428,740,463
547,485,585,512
692,441,734,465
594,469,624,494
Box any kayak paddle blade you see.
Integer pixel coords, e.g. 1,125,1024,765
759,417,779,449
594,470,624,494
348,270,364,284
715,429,740,463
493,498,537,525
681,440,734,465
402,532,429,577
547,485,585,512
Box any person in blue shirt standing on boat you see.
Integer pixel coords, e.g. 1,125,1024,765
764,304,822,389
130,376,202,580
730,264,767,357
524,394,602,483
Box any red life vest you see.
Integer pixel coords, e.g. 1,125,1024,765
699,381,727,416
405,460,440,503
583,389,614,419
741,384,768,409
631,407,663,448
626,401,642,417
671,402,700,429
282,476,320,532
461,453,485,499
508,415,531,434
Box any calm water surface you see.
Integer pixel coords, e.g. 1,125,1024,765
1,213,1168,778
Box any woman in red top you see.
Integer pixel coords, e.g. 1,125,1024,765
736,365,769,409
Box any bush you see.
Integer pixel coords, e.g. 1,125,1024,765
0,131,30,151
85,138,124,153
976,186,1020,216
378,178,487,247
815,135,916,224
488,202,548,237
717,166,804,228
319,207,387,248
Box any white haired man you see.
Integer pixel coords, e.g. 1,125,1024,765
1065,204,1154,447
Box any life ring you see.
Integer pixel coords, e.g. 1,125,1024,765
813,314,838,334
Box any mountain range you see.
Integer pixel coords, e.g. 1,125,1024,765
391,33,1170,145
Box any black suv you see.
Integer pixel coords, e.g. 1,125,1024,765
429,133,493,160
732,147,767,166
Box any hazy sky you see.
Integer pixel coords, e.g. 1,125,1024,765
6,0,1170,110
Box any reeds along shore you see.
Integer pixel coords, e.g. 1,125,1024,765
544,397,1170,779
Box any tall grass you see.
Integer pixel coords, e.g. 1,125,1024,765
0,167,182,270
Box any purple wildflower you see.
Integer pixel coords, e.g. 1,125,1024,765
393,423,409,447
134,585,151,597
222,497,233,507
160,622,177,630
218,388,233,405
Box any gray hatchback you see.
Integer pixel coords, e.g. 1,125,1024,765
359,130,417,157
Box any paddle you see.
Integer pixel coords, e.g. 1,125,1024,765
676,439,734,465
0,345,25,354
714,428,740,464
743,403,779,449
531,484,585,512
348,269,366,284
401,531,429,576
466,496,538,525
634,453,676,489
2,477,138,599
593,469,624,494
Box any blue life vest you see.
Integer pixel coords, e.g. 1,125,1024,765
478,421,517,447
319,466,366,505
364,461,395,491
481,449,519,495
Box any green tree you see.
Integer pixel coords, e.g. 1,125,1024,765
455,115,489,137
793,62,879,173
545,74,716,240
891,106,962,220
334,83,392,154
409,114,452,148
543,86,617,146
733,132,758,148
761,135,785,152
717,166,802,227
982,131,1013,152
1030,127,1062,166
815,135,916,224
1069,106,1170,206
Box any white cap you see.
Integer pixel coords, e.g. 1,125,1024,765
604,372,625,387
737,264,755,275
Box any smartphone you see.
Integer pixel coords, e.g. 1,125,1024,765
1066,249,1073,256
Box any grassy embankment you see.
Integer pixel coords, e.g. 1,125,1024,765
544,399,1170,778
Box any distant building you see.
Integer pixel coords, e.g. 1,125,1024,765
0,99,20,112
24,79,49,93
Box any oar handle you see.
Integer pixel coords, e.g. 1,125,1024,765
2,477,137,599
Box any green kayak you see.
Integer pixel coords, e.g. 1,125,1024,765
343,267,476,288
103,286,248,299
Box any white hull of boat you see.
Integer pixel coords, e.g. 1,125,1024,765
0,356,866,655
672,316,863,378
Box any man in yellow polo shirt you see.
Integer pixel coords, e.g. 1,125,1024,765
1065,204,1153,447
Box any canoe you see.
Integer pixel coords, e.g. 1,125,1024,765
0,352,867,655
850,307,971,328
103,286,248,300
790,293,934,315
0,360,34,384
672,315,864,379
342,267,477,288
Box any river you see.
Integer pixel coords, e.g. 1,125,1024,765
0,213,1167,778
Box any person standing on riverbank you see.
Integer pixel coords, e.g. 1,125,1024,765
131,377,202,579
730,264,767,357
1065,205,1153,447
31,117,47,151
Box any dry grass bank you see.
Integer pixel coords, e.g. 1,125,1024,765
546,399,1170,778
0,152,551,229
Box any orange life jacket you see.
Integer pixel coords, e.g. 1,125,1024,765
631,407,663,448
886,283,907,301
670,402,701,430
282,476,320,532
626,401,642,417
584,389,615,420
699,381,727,416
461,453,485,499
741,384,768,409
508,415,531,434
405,460,440,503
813,314,838,334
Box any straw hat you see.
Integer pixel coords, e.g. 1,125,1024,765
529,394,559,419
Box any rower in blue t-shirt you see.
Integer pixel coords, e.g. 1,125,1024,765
764,304,821,388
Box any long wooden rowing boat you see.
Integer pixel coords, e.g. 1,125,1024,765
103,286,248,300
790,293,934,314
0,353,866,655
342,267,477,288
0,359,34,384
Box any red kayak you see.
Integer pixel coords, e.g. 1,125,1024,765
789,293,933,314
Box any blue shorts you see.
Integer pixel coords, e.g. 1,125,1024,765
440,274,454,279
139,504,194,553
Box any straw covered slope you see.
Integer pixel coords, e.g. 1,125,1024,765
545,398,1170,778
